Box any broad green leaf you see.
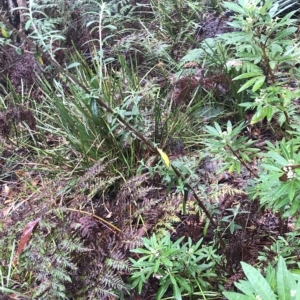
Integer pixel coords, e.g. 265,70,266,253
176,276,192,293
227,120,233,134
229,222,235,234
266,106,274,121
25,20,32,31
153,259,160,273
251,109,267,124
239,102,256,107
274,27,297,42
294,273,300,299
273,191,289,210
222,2,246,14
131,248,152,254
234,72,263,80
269,0,279,17
290,198,300,216
264,152,288,166
223,292,255,300
288,182,296,202
280,142,291,160
252,75,266,92
235,280,256,296
241,262,277,300
277,256,292,300
156,283,169,300
160,257,173,267
170,276,182,300
205,125,221,136
214,122,222,134
238,77,262,93
269,60,276,70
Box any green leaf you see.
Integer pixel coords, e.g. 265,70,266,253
156,283,169,300
294,274,300,299
274,27,298,42
160,257,173,267
66,62,81,69
223,292,255,300
288,182,296,202
214,122,223,134
265,152,288,166
265,106,274,121
241,262,277,300
277,256,292,300
153,259,160,273
234,72,263,80
169,275,182,300
229,222,235,234
205,125,221,136
173,282,182,300
290,198,300,216
235,280,256,296
222,2,246,15
131,248,152,255
252,76,266,92
280,142,290,159
251,108,267,124
238,77,262,93
25,20,32,31
176,276,192,293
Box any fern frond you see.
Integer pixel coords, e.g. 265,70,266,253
216,184,246,198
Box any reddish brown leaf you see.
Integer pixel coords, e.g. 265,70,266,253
13,218,41,265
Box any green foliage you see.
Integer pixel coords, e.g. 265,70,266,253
180,0,300,123
150,0,203,44
221,203,248,235
23,0,65,58
239,86,299,126
139,154,199,194
204,120,258,174
250,139,300,221
223,256,300,300
222,0,300,87
130,233,220,299
3,0,300,298
222,0,300,125
258,231,300,267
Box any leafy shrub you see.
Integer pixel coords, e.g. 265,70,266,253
204,120,258,174
224,256,300,300
130,233,220,300
250,139,300,223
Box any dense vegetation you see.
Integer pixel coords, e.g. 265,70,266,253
1,0,300,299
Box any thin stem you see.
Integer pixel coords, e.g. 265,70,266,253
226,144,259,179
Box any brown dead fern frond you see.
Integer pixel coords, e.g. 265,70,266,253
215,184,246,198
115,173,159,205
75,157,120,200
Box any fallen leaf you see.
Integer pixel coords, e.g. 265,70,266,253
13,218,41,265
157,148,170,168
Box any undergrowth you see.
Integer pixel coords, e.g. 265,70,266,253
1,0,300,299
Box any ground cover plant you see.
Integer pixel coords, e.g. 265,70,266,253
1,0,300,299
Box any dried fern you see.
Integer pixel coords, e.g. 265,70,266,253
215,184,246,198
152,193,183,238
75,157,120,200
